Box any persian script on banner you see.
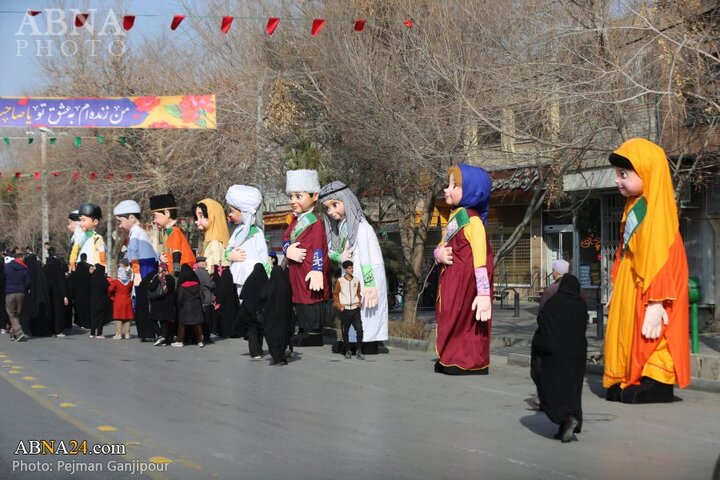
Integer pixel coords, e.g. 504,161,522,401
0,95,216,129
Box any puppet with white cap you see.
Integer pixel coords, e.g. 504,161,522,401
283,169,331,346
113,200,158,280
319,181,388,354
224,185,270,294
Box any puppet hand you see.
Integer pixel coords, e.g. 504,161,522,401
228,247,247,262
363,287,378,309
63,297,69,306
133,274,142,287
305,270,324,291
340,244,353,263
159,253,168,264
435,246,453,265
641,302,668,339
471,295,492,322
286,242,307,263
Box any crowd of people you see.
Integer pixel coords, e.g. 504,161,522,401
2,140,692,444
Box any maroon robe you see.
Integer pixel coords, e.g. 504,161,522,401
435,209,493,372
283,214,331,305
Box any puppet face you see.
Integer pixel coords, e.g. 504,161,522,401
79,215,98,232
227,206,243,225
116,216,133,232
288,191,318,214
152,210,172,228
67,219,77,233
194,206,209,231
444,172,463,207
614,168,644,198
322,199,346,221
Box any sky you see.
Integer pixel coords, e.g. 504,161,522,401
0,0,191,96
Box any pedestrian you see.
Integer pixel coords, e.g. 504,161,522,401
332,260,365,360
44,252,69,337
173,265,204,348
194,257,216,343
539,259,569,311
319,180,389,355
434,164,494,375
108,259,134,339
604,138,690,403
259,265,293,365
4,250,31,341
18,253,53,337
239,263,269,359
68,253,92,329
0,258,8,334
531,273,587,443
89,263,111,339
150,263,177,346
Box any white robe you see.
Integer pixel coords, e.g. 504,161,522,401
227,226,269,293
342,220,388,342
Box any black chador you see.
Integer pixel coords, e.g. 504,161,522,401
19,254,53,337
531,274,587,442
89,264,111,337
134,271,157,341
239,263,269,358
69,261,92,328
259,266,294,365
214,267,240,338
44,256,68,335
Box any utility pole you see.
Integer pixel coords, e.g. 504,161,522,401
40,129,49,263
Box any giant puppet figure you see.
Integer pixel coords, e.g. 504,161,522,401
193,198,230,272
77,203,106,267
149,193,196,276
434,164,493,375
113,200,158,280
67,210,84,270
283,169,331,347
224,185,270,293
604,138,690,403
319,181,389,354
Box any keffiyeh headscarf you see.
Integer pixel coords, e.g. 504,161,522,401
319,181,365,251
225,185,264,249
195,198,230,248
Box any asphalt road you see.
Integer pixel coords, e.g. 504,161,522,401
0,330,718,480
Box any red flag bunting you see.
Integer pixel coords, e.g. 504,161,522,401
15,172,21,178
105,173,114,180
88,173,97,180
171,15,185,30
311,19,325,36
221,16,234,34
354,19,366,32
36,185,42,190
75,13,89,28
53,171,61,177
27,10,42,16
266,17,280,35
72,172,80,180
6,186,11,192
123,15,136,31
126,173,134,180
403,19,413,28
33,172,40,179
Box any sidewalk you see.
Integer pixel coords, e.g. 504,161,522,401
387,301,720,390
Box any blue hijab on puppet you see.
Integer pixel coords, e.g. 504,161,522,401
458,164,492,224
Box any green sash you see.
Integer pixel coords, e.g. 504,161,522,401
622,197,647,256
290,212,317,243
443,208,471,243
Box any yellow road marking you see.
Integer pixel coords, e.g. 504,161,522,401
149,456,173,464
59,402,77,408
2,360,13,364
31,385,46,390
22,376,35,380
98,425,118,432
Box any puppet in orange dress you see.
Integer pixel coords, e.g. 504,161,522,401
604,138,690,403
149,193,196,276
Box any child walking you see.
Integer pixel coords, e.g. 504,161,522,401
173,265,205,347
109,260,134,339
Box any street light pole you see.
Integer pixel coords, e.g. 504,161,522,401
40,129,49,263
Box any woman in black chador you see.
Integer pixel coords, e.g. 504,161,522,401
89,264,111,338
239,263,269,359
44,255,68,336
531,273,587,443
19,254,53,337
69,259,92,328
259,265,294,365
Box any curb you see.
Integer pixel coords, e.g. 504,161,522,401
506,352,720,394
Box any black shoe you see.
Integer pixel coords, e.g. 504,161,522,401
356,352,365,360
561,416,579,443
344,350,352,359
621,377,674,404
15,333,27,342
606,383,622,402
434,360,444,373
